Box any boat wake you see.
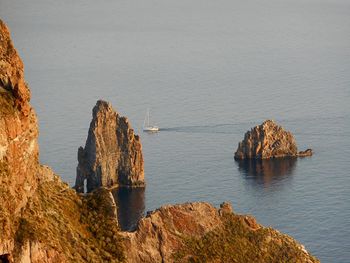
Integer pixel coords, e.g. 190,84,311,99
159,123,243,134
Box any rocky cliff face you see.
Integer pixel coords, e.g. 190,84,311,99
14,178,124,263
75,100,144,193
0,19,40,253
234,120,312,159
122,202,318,263
0,20,125,262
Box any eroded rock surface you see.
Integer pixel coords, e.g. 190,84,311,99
122,202,319,263
0,19,125,263
234,120,312,160
75,101,144,193
0,19,40,254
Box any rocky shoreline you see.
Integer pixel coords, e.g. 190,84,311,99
0,19,319,262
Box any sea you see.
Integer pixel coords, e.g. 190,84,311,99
1,0,349,261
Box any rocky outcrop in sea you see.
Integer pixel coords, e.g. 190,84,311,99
234,120,313,160
75,100,144,193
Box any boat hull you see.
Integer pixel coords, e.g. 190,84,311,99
143,126,159,132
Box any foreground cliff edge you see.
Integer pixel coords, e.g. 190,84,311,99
0,19,319,262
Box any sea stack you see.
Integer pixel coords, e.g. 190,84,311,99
75,100,144,193
234,120,312,160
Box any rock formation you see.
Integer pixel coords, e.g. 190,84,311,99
234,120,313,160
0,19,124,262
75,101,144,193
0,19,40,254
122,202,318,262
0,20,318,263
298,148,313,157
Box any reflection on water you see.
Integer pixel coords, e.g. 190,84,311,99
112,187,145,231
237,158,297,187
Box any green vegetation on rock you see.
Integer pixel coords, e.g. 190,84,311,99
174,213,319,263
14,175,125,262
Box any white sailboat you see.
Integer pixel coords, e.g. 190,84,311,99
143,109,159,132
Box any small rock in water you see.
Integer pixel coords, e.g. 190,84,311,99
298,148,313,157
234,120,312,160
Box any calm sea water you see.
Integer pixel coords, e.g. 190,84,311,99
1,0,350,261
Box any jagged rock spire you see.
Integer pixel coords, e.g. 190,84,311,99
75,100,144,193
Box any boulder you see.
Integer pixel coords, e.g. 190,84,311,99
298,148,313,157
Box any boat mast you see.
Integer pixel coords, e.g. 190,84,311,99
148,108,150,126
143,110,147,128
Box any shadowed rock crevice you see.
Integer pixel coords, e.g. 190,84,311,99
0,254,10,263
112,187,145,231
75,100,144,193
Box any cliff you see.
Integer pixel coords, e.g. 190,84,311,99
0,19,40,253
0,19,318,263
234,120,313,160
122,202,318,262
0,19,124,262
75,100,144,193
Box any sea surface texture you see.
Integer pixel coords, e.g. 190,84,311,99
1,0,349,261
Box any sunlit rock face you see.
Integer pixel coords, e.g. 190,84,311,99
0,20,124,263
75,100,144,193
234,120,312,160
121,202,319,263
0,19,40,246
